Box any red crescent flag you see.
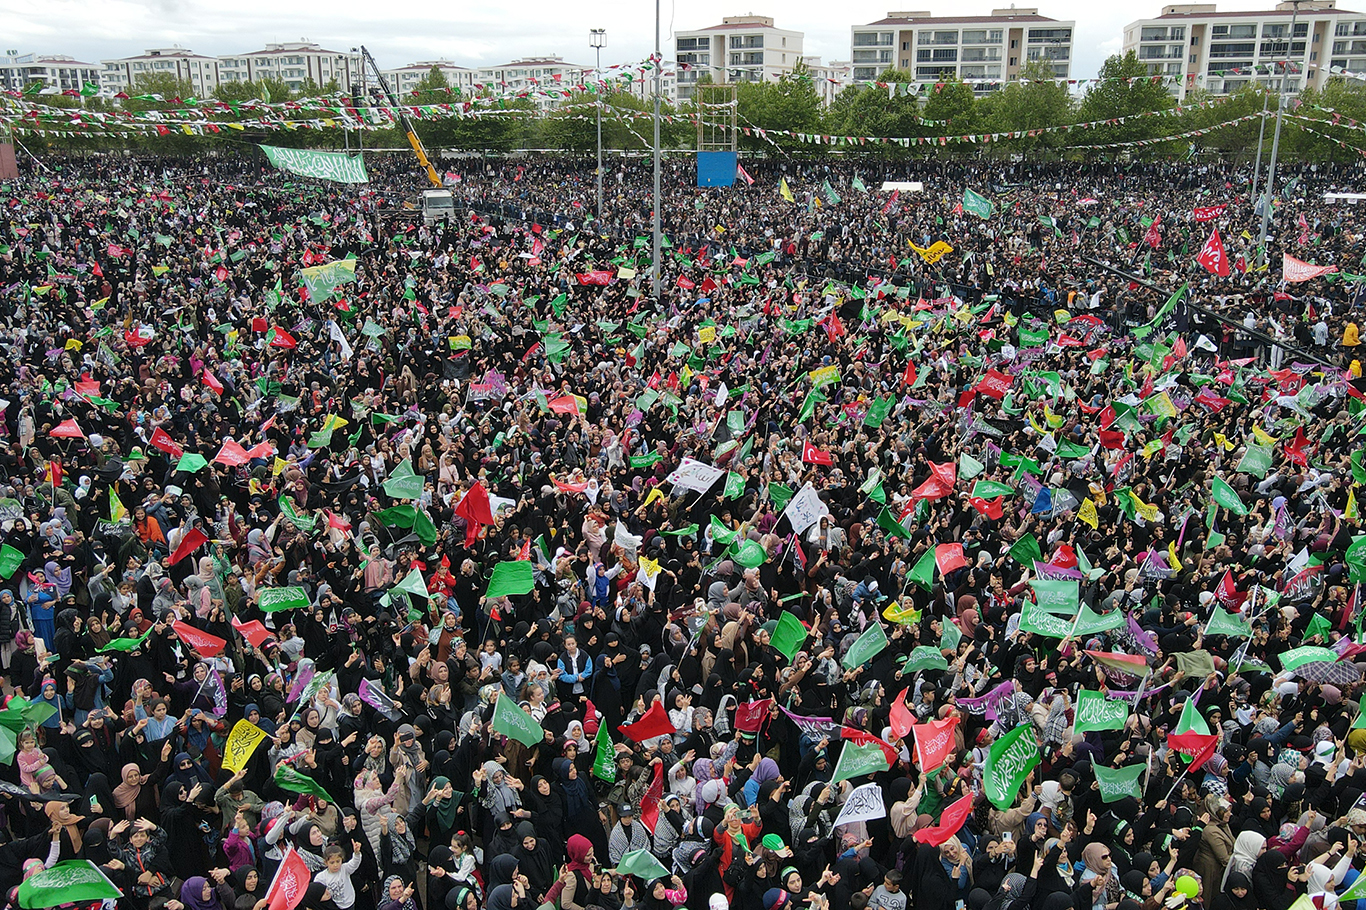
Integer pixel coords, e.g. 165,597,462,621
802,441,834,465
1167,730,1219,772
172,620,227,658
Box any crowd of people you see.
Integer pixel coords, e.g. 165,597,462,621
0,145,1362,910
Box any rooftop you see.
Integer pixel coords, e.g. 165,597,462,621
238,42,352,57
866,12,1059,24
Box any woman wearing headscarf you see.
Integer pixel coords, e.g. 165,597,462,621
424,845,460,910
44,800,85,860
1193,799,1235,889
161,781,213,874
1210,871,1257,910
1075,843,1123,910
1306,852,1356,910
514,822,556,902
354,766,407,858
1251,849,1297,910
915,835,973,910
112,763,158,821
421,776,463,847
1220,831,1263,890
180,873,236,910
742,758,781,807
476,761,524,844
376,877,419,910
377,811,417,886
525,774,567,860
231,867,266,910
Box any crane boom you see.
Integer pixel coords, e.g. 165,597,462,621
360,45,442,188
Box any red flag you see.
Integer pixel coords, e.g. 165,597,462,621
821,313,847,341
265,849,312,910
802,440,833,465
910,475,953,501
1098,429,1126,449
1192,205,1227,222
902,359,918,386
639,759,665,834
1215,569,1248,612
213,440,250,466
912,716,960,773
245,441,275,460
1144,216,1162,248
547,395,581,415
969,496,1004,519
935,543,967,576
150,427,184,459
914,792,974,846
50,419,85,439
269,328,298,349
841,726,899,766
516,539,531,561
1167,730,1219,772
975,369,1013,399
455,482,497,546
929,461,956,489
736,163,755,186
890,688,915,739
172,620,227,658
202,368,223,395
1196,228,1230,277
1285,426,1309,467
1284,254,1337,283
734,698,773,734
618,700,677,742
232,616,273,649
169,527,209,566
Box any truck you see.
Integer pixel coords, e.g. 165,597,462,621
422,189,455,224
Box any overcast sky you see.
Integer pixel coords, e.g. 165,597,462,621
1,0,1293,84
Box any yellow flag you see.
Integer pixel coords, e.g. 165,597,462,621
1029,413,1047,435
618,267,637,279
779,178,794,202
883,601,922,625
322,414,349,432
221,719,269,773
638,556,661,587
920,241,954,265
64,339,82,351
1141,439,1164,459
272,457,288,476
1349,487,1359,520
698,325,717,344
1078,498,1099,530
1146,392,1177,419
642,487,667,509
1213,432,1233,451
1043,404,1064,429
1130,492,1159,522
1253,426,1278,446
1168,541,1183,573
1240,230,1253,241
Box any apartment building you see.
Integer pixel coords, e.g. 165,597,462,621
805,57,854,104
0,53,100,93
99,48,221,97
218,42,361,91
383,61,477,94
1123,0,1366,99
675,15,805,101
849,8,1074,89
471,57,594,109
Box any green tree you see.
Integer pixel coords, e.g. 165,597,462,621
737,60,822,151
823,69,923,154
1076,51,1175,152
920,74,979,139
978,59,1073,154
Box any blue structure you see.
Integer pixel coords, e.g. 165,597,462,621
697,151,737,187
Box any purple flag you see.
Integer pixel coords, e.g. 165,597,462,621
1274,503,1292,540
1126,613,1159,656
286,663,315,704
778,706,840,741
954,680,1015,721
1105,682,1170,705
207,666,228,717
1033,560,1084,581
358,678,402,722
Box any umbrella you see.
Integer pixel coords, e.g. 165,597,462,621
1293,660,1362,686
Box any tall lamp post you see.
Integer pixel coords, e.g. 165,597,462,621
1257,0,1304,265
590,29,606,221
652,0,662,303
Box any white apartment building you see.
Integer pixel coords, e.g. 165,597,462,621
1123,0,1366,99
804,57,854,104
471,57,594,109
383,61,477,94
218,42,362,91
849,8,1074,89
100,48,221,97
620,68,678,105
675,15,805,101
0,53,100,93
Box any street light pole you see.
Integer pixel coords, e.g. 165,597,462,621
1257,0,1303,264
652,0,662,303
590,29,606,221
1249,85,1270,204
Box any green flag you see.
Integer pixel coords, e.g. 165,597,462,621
1210,477,1248,516
1094,764,1146,803
962,188,993,219
959,453,985,480
99,630,153,653
1009,533,1042,567
733,539,768,569
18,861,122,909
831,740,890,784
1174,697,1211,735
973,480,1015,499
382,460,426,500
592,720,617,782
984,724,1041,809
1278,645,1337,671
176,453,208,473
0,544,23,579
1029,579,1079,614
1071,603,1124,637
863,396,894,428
1237,444,1273,479
614,849,671,882
842,622,889,669
908,548,938,591
1018,601,1074,638
1206,607,1252,638
259,586,310,613
273,763,334,803
1074,690,1129,734
769,483,794,511
877,507,911,540
486,561,535,598
770,612,809,661
492,694,545,746
903,645,949,672
723,472,746,500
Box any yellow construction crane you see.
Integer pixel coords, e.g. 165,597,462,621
361,45,442,188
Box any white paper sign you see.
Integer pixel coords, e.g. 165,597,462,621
666,457,725,493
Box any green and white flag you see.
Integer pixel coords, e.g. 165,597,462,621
822,179,842,206
1210,477,1249,516
262,144,369,184
382,459,425,500
962,188,993,219
1018,601,1073,638
1206,606,1252,638
1094,763,1145,803
592,720,617,782
1074,690,1129,734
842,622,889,669
1030,579,1080,615
985,724,1041,809
492,693,545,746
18,861,122,909
831,739,891,784
299,258,358,303
1071,603,1124,637
273,763,334,804
260,586,310,613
